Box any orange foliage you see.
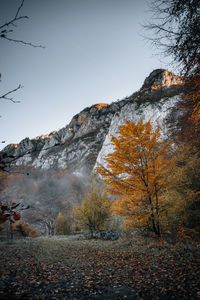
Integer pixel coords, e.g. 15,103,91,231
0,201,28,225
33,181,38,192
184,64,200,126
56,169,69,178
173,62,200,146
94,103,109,110
0,215,8,224
97,120,175,237
13,213,21,221
14,221,39,238
0,204,21,224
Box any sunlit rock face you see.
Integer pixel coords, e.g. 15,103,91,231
1,69,183,173
141,69,183,91
96,95,181,167
2,103,121,172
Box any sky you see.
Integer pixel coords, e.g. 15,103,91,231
0,0,173,150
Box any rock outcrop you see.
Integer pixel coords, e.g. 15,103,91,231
1,69,183,173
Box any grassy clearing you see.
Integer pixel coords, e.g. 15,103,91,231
0,236,200,299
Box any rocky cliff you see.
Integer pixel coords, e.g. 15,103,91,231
1,69,183,173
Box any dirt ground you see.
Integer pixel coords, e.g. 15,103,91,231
0,235,200,299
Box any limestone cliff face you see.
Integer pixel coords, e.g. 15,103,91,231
1,102,123,172
96,69,183,167
1,69,183,173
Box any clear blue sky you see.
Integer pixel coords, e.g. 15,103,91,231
0,0,173,150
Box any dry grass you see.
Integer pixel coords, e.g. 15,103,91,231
0,235,200,299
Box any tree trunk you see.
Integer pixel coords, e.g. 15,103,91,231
150,213,159,237
10,221,13,240
51,221,55,236
149,196,159,237
89,227,94,238
155,186,161,238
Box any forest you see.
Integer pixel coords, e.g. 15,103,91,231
0,0,200,299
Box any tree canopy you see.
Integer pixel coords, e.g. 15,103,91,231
97,120,175,237
73,181,111,237
146,0,200,76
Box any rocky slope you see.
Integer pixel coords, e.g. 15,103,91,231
1,69,183,173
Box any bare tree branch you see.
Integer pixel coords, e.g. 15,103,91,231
1,36,45,48
144,0,200,76
15,0,25,19
0,0,44,48
0,0,45,111
0,84,22,103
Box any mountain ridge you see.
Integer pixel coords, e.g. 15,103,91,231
0,69,183,173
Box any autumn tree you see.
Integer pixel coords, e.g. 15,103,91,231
0,201,29,239
181,64,200,143
163,145,200,238
0,170,31,238
28,170,86,235
166,66,200,146
73,182,111,237
96,120,175,238
0,169,87,235
13,221,38,238
55,212,71,235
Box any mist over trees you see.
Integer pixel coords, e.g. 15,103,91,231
0,168,88,236
73,181,112,237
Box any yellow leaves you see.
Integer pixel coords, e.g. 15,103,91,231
96,120,175,235
97,120,173,197
55,212,71,235
56,212,63,220
73,182,112,234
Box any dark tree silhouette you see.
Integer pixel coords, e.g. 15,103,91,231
0,0,45,172
145,0,200,76
0,0,44,103
145,0,200,145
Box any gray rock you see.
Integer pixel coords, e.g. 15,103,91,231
1,69,184,173
93,230,120,240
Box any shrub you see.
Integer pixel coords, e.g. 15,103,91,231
14,222,39,238
55,212,71,235
73,183,111,237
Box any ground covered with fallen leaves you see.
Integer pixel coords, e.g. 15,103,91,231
0,235,200,299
